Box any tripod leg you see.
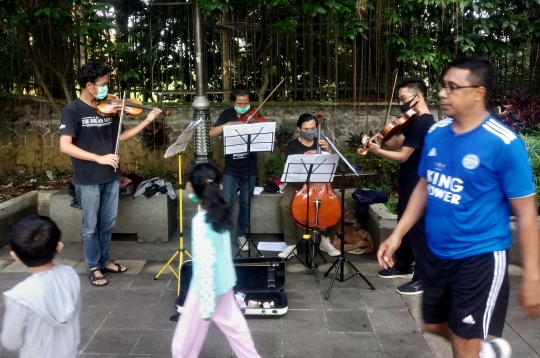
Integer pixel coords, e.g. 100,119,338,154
324,259,343,300
345,259,375,290
155,250,180,280
323,258,339,277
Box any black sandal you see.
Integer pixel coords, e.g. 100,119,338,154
101,263,127,274
88,268,108,287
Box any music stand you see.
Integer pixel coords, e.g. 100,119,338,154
321,135,375,299
281,153,339,281
154,119,203,295
223,122,276,257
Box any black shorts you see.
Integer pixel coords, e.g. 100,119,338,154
422,250,509,339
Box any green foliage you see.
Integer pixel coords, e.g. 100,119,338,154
199,0,369,39
265,154,285,176
386,196,398,215
342,149,399,190
520,134,540,207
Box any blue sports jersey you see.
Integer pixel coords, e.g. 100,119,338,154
418,115,535,259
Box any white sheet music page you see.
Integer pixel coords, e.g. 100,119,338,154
164,119,203,158
223,122,276,154
280,154,339,183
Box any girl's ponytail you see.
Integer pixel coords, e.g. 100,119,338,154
189,163,231,233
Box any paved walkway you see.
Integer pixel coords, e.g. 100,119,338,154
0,233,538,358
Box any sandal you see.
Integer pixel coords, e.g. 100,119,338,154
102,263,128,274
88,268,108,287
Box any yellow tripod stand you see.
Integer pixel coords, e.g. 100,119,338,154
154,154,192,295
154,120,202,295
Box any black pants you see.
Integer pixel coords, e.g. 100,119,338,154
392,197,430,281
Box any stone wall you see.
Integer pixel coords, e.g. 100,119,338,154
0,95,441,176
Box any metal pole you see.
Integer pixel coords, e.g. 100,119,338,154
192,0,213,163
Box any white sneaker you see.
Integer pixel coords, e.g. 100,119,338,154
319,236,340,256
488,338,512,358
237,236,249,252
278,245,297,259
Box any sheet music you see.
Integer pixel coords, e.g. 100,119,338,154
257,242,288,252
223,122,276,154
281,154,339,183
164,119,203,158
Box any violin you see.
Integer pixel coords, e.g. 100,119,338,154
238,107,266,123
97,94,171,117
290,111,342,231
357,107,419,156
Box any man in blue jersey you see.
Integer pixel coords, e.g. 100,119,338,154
378,57,540,358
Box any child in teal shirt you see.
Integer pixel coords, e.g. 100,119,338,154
171,163,261,358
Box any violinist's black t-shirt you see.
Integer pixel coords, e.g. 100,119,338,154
59,99,125,185
213,107,264,176
398,113,435,199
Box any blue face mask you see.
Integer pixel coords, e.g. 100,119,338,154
92,84,108,100
235,104,250,115
188,193,198,203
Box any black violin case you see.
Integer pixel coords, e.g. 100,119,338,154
175,257,288,316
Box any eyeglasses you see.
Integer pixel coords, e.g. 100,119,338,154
398,94,416,104
438,82,481,94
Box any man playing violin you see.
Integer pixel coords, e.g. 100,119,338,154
278,113,341,259
362,78,435,295
208,83,265,252
378,57,540,358
59,61,162,287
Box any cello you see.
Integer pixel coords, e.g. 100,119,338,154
290,111,342,231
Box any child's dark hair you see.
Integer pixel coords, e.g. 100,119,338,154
297,113,317,128
77,61,108,89
189,163,232,233
231,83,250,102
9,215,61,267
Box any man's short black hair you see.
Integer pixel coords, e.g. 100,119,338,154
77,61,108,89
396,77,427,98
450,56,497,97
297,113,317,128
9,215,61,267
231,83,250,102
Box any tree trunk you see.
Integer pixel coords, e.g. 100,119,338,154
18,24,61,113
220,9,231,102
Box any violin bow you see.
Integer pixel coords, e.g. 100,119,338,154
245,78,286,124
114,90,127,172
366,69,398,144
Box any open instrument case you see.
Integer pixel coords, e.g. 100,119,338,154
175,257,288,316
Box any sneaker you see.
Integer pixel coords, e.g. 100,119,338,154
319,236,340,256
489,338,512,358
278,245,297,259
377,267,413,279
396,279,423,295
237,236,249,252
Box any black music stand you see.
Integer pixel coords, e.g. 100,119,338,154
321,136,375,299
281,153,340,282
222,122,276,257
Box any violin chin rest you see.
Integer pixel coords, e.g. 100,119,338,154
357,148,368,156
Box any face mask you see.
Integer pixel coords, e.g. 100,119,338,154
299,129,317,140
91,84,108,100
400,95,418,113
235,105,250,115
188,193,198,203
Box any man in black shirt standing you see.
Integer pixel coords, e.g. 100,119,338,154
59,62,162,287
209,84,265,251
362,78,435,295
